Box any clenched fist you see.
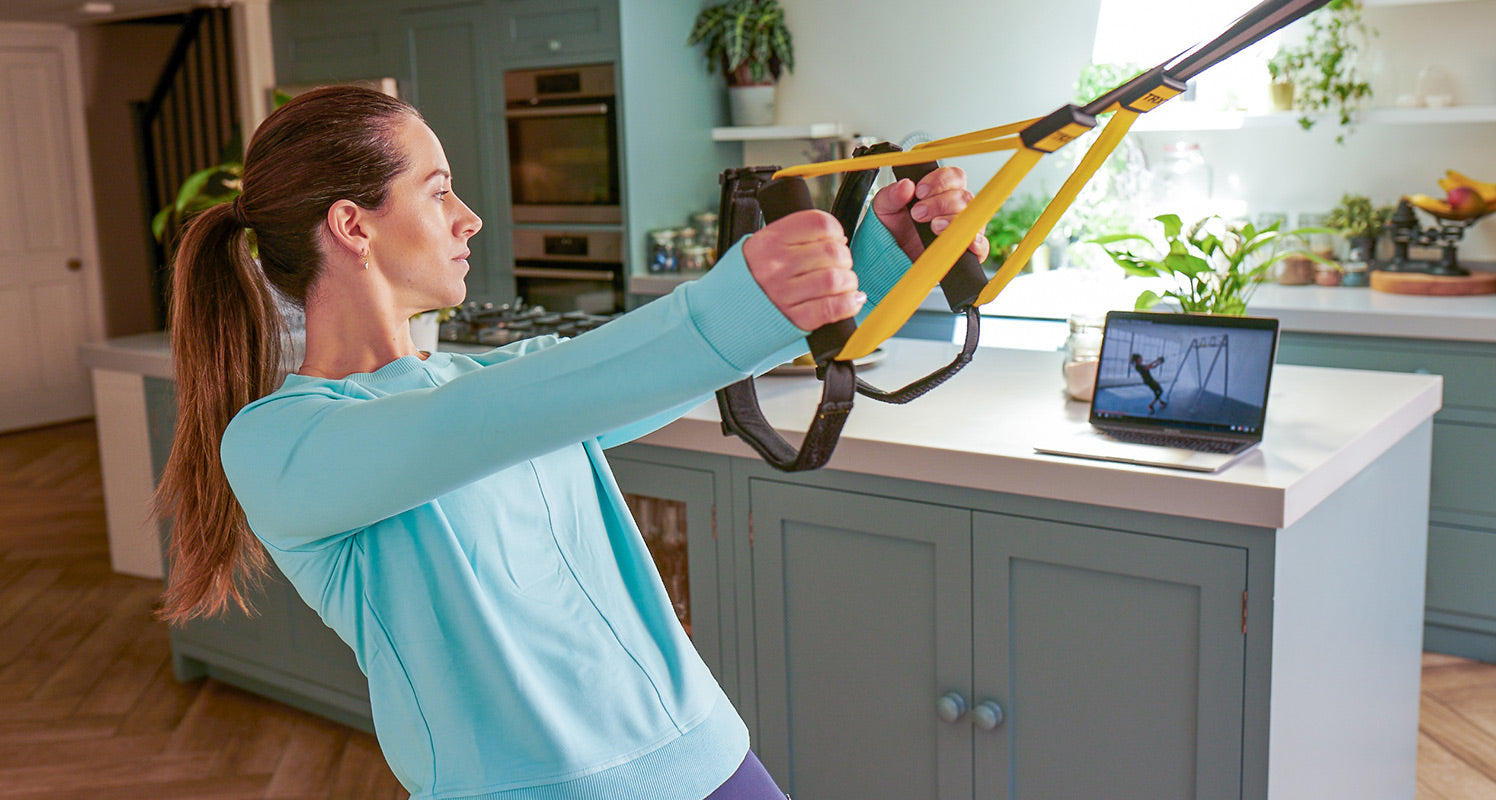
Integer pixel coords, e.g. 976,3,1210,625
743,209,863,332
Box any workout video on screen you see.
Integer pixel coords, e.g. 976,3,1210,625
1091,319,1275,433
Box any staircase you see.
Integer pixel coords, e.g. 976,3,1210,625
133,6,240,328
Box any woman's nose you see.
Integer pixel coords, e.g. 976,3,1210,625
456,196,482,238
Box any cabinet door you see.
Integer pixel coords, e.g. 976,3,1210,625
401,4,505,304
607,453,728,686
973,513,1246,800
749,480,973,800
495,0,620,65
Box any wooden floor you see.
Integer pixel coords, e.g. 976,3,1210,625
0,421,406,799
5,420,1496,798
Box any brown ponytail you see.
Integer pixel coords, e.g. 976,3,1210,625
155,86,420,624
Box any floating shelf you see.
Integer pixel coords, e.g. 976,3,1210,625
1131,104,1496,133
712,122,844,141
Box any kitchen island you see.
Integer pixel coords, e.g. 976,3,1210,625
612,337,1438,800
81,323,1442,799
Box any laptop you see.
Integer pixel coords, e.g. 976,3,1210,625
1034,311,1280,473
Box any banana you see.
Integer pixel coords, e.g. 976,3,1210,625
1405,192,1481,221
1445,170,1496,205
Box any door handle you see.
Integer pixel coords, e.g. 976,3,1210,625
973,700,1005,731
936,691,968,724
66,258,82,272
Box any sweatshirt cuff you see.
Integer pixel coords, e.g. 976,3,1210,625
680,239,805,373
850,214,913,306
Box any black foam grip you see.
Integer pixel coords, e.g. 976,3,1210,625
756,176,856,364
892,162,988,311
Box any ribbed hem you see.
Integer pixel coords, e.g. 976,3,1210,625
417,696,750,800
848,215,911,307
680,240,804,373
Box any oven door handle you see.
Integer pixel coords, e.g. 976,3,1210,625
513,266,616,281
505,103,609,119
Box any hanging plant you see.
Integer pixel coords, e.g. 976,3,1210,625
1270,0,1375,143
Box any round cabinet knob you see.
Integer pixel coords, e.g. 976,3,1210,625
547,38,562,52
972,700,1005,731
936,691,968,724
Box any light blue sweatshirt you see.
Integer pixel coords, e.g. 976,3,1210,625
220,223,911,799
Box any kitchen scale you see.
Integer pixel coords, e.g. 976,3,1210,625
1372,198,1496,296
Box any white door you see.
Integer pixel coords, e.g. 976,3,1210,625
0,24,106,433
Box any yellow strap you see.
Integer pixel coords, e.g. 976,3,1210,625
772,137,1023,181
838,147,1044,360
975,108,1140,306
913,117,1041,148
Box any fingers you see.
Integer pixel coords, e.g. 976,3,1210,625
743,209,864,331
872,166,989,262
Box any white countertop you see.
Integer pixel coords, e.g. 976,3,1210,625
635,338,1443,530
964,268,1496,344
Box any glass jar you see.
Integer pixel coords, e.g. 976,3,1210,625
1061,313,1105,401
647,229,678,273
678,244,711,273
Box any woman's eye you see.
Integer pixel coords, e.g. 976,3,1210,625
436,190,449,202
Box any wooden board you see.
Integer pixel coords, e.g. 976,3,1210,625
1371,270,1496,296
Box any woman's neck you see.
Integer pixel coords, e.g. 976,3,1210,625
297,291,423,379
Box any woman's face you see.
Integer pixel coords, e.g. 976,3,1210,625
365,116,483,314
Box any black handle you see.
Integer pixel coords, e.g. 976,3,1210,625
757,176,858,365
892,162,989,311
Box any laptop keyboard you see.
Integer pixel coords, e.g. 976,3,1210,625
1108,429,1246,454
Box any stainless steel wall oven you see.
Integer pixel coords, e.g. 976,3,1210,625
504,64,620,225
511,229,624,315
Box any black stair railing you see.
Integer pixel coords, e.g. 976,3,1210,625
134,6,239,328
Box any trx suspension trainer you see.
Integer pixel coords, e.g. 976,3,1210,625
714,0,1332,472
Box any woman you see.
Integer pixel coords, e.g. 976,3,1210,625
155,86,986,800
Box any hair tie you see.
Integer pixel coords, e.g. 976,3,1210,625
231,196,249,228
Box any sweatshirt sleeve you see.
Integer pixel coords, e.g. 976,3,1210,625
222,239,803,550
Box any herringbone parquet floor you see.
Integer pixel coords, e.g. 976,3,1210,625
0,420,406,799
6,419,1496,798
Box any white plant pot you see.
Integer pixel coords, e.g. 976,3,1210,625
729,84,777,127
410,311,440,354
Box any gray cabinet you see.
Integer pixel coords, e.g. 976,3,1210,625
973,513,1245,799
1278,331,1496,660
606,448,737,694
747,480,973,800
494,0,621,64
145,377,374,732
742,478,1247,800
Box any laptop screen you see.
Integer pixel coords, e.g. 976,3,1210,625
1089,311,1280,437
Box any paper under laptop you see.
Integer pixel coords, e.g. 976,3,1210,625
1034,311,1280,473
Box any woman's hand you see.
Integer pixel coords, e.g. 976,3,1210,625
872,166,990,264
743,209,863,331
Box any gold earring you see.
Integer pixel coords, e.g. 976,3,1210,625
361,251,370,271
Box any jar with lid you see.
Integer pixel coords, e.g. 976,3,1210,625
1061,312,1105,401
647,229,678,273
678,244,712,273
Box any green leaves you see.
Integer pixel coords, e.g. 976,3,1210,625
1089,213,1325,316
151,162,242,244
688,0,794,85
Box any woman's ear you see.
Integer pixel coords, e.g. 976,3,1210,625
325,199,370,259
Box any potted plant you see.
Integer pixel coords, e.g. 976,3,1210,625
688,0,794,126
1091,214,1333,314
1325,193,1393,285
1265,49,1299,112
1269,0,1374,143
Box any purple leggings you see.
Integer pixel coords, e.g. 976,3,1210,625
706,751,787,800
